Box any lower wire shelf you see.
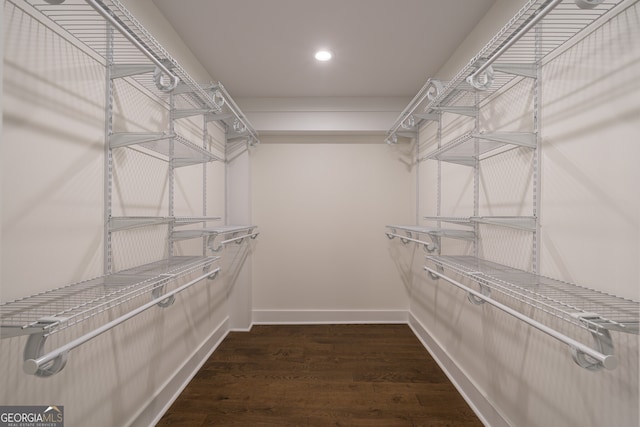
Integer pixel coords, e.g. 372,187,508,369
425,255,639,371
386,225,474,253
0,255,221,377
171,225,259,252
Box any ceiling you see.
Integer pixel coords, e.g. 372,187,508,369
152,0,497,99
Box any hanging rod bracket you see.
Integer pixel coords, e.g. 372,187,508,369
151,275,176,308
570,313,617,370
23,318,69,377
467,279,492,305
467,64,494,91
153,60,179,92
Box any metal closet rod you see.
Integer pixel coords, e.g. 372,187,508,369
424,267,618,370
23,267,220,375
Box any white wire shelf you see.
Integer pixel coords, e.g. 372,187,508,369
173,216,222,227
386,225,475,241
426,255,639,335
0,256,219,339
21,0,259,144
423,216,475,226
386,225,475,253
388,0,626,139
109,216,171,231
171,225,259,252
421,131,537,166
109,132,222,166
108,216,221,231
471,216,537,231
422,216,536,231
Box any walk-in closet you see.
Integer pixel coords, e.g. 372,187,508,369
2,0,638,426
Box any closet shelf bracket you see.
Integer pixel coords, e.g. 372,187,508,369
492,63,537,78
205,113,234,123
431,106,478,118
109,216,171,231
110,64,155,79
470,216,537,231
109,132,170,149
173,108,216,119
472,132,536,148
413,113,440,123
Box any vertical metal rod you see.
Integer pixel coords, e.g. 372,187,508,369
224,133,229,226
168,95,175,258
436,113,442,227
533,21,543,275
103,24,114,275
202,116,208,256
415,129,420,225
473,92,480,259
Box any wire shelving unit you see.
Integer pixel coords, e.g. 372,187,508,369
386,0,639,371
3,0,260,377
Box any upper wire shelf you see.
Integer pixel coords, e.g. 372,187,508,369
0,256,220,338
22,0,259,144
387,0,626,141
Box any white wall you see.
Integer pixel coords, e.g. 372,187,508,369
406,1,640,426
237,97,409,132
251,133,414,323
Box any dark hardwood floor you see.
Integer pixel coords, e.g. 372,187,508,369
157,324,483,426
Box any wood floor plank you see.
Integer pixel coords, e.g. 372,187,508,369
157,324,483,426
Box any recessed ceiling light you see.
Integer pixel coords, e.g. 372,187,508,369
315,50,333,61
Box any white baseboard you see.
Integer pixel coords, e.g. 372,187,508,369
252,309,409,325
408,313,510,427
127,317,230,427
